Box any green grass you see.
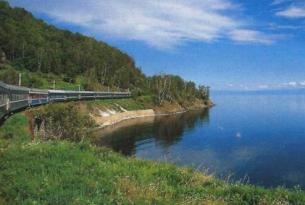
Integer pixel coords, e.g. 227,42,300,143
87,96,154,111
0,113,31,147
0,65,85,91
1,141,305,205
0,65,130,92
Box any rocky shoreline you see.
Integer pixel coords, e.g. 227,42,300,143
91,99,214,129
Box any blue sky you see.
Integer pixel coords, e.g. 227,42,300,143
9,0,305,90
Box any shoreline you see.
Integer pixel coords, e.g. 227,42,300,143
91,101,213,130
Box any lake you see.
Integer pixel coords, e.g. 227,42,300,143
94,93,305,189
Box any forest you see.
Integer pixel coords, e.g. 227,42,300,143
0,1,209,105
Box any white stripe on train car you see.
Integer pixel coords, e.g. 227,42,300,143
50,98,66,100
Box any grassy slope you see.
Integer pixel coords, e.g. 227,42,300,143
0,65,83,90
1,114,305,204
0,65,129,91
86,96,154,111
0,113,32,147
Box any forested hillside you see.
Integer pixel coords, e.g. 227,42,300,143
0,1,145,90
0,1,210,105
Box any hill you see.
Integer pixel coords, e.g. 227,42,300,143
0,1,145,90
0,1,210,106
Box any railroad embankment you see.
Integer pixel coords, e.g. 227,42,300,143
89,98,213,128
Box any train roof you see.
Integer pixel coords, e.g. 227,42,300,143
48,90,130,94
48,90,66,93
0,81,30,92
29,88,48,94
48,90,95,94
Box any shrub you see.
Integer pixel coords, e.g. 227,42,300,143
0,65,19,85
34,103,95,141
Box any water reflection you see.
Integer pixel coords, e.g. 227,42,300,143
93,109,209,155
153,110,209,147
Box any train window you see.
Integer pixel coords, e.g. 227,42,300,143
11,94,28,101
30,93,48,99
0,94,7,105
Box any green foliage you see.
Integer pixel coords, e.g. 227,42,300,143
0,65,87,90
1,141,305,204
34,103,95,141
0,1,145,90
0,64,19,85
21,72,45,88
148,75,210,105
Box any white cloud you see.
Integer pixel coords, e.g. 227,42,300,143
227,81,305,91
280,81,305,88
229,29,275,44
258,84,269,89
276,6,305,18
288,81,298,86
272,0,292,6
299,81,305,86
10,0,275,48
268,23,301,30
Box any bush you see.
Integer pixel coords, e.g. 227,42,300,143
26,73,45,88
35,103,95,141
0,65,19,85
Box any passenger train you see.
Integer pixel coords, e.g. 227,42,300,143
0,81,131,120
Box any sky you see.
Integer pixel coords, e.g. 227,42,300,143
8,0,305,91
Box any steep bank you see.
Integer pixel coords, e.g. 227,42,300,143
90,98,213,128
93,109,155,128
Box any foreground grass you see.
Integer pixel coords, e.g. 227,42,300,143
0,113,32,148
1,141,305,205
1,114,305,204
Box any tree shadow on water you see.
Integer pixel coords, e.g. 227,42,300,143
94,109,210,156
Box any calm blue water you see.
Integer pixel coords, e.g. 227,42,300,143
95,94,305,188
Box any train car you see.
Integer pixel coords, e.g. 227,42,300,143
94,91,111,99
29,89,49,106
0,81,9,119
1,80,131,121
48,89,132,102
111,91,131,99
48,90,67,102
7,84,29,112
66,91,97,100
65,91,80,100
79,91,96,99
48,90,96,101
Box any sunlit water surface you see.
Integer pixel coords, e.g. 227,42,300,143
94,94,305,188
